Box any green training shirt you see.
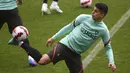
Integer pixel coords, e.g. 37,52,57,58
52,14,114,63
0,0,17,10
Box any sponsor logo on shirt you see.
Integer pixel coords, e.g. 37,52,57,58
81,27,99,40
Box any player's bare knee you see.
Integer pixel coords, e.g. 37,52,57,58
38,54,51,65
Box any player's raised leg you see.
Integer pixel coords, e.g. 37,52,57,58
19,41,42,64
19,41,51,66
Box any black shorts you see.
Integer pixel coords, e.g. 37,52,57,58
0,8,23,34
48,43,83,73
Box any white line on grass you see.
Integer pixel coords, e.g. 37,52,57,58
82,9,130,69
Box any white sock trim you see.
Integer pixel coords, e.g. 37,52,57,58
51,1,58,6
19,41,24,46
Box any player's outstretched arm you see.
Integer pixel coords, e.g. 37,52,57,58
105,45,116,72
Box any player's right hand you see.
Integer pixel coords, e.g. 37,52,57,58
108,62,116,72
46,38,55,47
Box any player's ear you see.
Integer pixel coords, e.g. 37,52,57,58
100,12,105,18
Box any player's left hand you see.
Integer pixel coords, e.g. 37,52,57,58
108,62,116,72
16,0,23,5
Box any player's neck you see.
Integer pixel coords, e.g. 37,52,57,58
95,19,102,22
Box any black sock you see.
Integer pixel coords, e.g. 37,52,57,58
23,38,30,45
54,0,58,2
43,0,47,3
21,43,42,63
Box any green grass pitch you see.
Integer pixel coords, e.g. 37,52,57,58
0,0,130,73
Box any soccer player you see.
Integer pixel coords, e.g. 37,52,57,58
19,3,116,73
0,0,30,44
41,0,63,14
0,0,42,62
0,0,27,43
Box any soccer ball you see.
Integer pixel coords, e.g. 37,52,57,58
12,26,29,41
80,0,92,7
28,55,37,66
